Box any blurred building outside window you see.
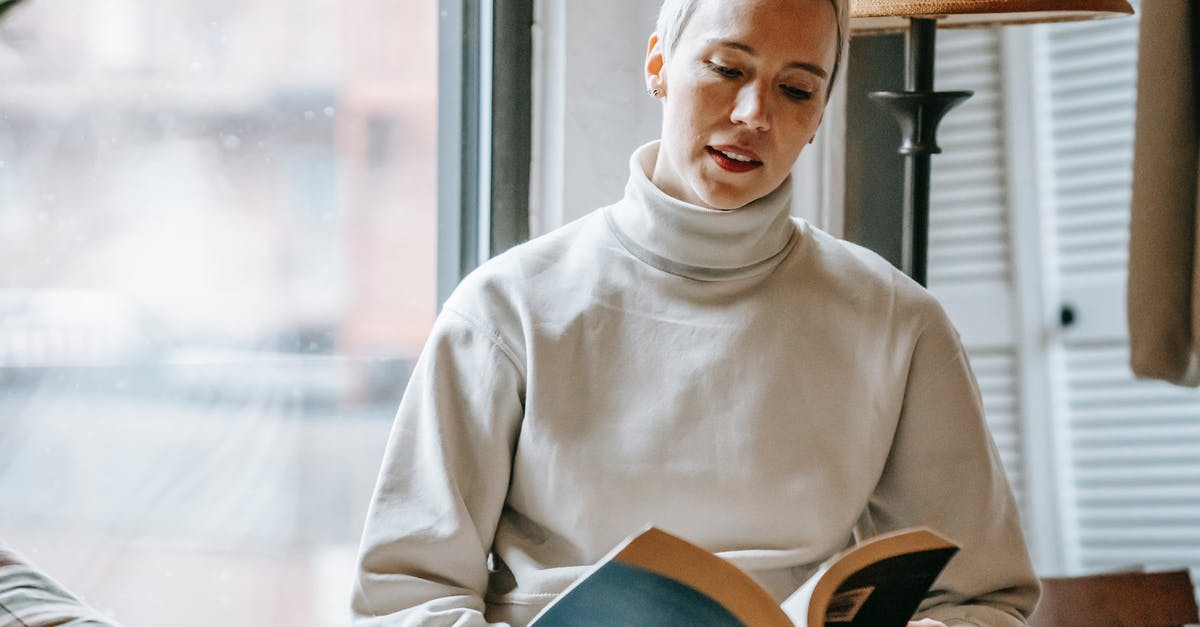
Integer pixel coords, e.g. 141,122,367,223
0,1,438,625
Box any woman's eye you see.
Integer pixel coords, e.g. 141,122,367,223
781,85,813,101
706,62,742,78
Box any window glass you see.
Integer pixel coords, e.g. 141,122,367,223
0,1,437,624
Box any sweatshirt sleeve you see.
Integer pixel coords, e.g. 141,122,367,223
858,302,1040,627
351,306,525,627
0,544,124,626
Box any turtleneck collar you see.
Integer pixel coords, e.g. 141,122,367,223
605,141,799,281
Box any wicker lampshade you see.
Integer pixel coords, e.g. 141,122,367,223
851,0,1135,32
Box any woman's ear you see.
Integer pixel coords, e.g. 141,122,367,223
645,32,666,97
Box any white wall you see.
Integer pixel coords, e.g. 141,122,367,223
531,0,663,236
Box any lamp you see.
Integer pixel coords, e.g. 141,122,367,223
849,0,1135,286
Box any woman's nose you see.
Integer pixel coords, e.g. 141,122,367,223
730,83,771,131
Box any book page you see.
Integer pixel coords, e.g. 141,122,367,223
779,528,958,627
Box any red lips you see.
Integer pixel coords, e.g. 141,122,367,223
706,145,763,173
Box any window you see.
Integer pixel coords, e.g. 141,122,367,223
0,1,438,624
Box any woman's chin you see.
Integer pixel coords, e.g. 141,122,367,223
696,185,766,211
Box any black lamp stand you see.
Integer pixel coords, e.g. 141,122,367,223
869,18,972,287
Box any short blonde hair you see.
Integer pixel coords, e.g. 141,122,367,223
655,0,848,99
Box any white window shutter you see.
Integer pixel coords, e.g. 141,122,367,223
930,29,1012,287
1042,4,1200,580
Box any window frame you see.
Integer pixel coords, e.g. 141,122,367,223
437,0,533,306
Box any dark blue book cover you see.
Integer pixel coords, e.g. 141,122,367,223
530,560,747,626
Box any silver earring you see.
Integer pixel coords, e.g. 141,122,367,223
647,87,661,97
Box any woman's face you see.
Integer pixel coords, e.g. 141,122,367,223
646,0,838,210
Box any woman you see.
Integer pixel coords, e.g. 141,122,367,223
352,0,1039,625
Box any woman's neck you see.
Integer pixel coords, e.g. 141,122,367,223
605,142,798,281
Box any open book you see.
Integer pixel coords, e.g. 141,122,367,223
529,525,959,626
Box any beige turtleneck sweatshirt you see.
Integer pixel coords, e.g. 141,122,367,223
352,143,1039,627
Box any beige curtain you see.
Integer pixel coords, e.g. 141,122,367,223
1128,0,1200,386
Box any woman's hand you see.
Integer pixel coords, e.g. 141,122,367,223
907,621,948,627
